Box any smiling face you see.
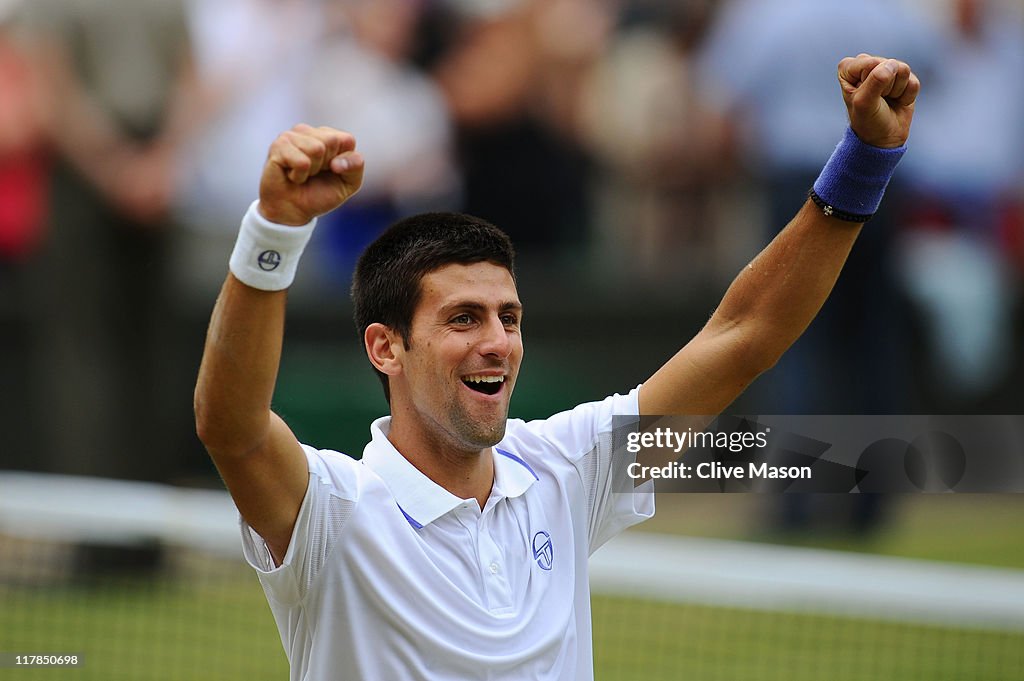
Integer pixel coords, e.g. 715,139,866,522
389,262,523,456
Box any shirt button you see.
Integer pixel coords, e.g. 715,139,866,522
489,563,499,574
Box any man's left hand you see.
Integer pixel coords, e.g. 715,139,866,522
838,54,920,149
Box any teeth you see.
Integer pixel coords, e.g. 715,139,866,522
463,375,505,384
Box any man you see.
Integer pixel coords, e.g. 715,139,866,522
26,0,197,482
195,54,919,680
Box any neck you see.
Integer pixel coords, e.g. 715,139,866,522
386,408,494,510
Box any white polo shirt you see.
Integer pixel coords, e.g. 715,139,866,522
241,388,654,680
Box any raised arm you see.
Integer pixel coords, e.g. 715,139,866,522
640,55,920,416
194,125,364,563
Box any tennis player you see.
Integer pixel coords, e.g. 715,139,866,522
195,54,919,680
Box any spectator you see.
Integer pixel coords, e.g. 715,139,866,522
177,0,320,234
577,1,733,285
697,0,938,416
697,0,939,533
430,0,601,253
24,0,198,481
174,0,323,296
0,0,50,469
896,0,1024,406
304,0,461,280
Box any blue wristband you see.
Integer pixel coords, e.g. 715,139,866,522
811,127,906,221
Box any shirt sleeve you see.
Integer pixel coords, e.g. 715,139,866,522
518,386,655,554
239,445,358,605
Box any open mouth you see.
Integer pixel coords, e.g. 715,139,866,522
461,375,505,396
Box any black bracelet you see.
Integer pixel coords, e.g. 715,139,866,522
808,189,873,223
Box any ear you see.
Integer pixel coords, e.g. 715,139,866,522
364,323,404,377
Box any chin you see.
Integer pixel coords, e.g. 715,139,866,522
469,421,507,449
454,416,507,450
445,393,511,450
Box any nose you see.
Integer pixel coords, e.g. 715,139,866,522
478,315,513,359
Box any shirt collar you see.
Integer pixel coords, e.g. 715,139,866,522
492,446,539,500
361,417,538,528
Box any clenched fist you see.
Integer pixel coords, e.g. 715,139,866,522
838,54,920,149
258,124,365,226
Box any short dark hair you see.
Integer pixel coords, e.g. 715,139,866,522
351,212,516,403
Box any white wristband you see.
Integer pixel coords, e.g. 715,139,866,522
228,200,317,291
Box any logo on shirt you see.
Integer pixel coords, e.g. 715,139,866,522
258,250,282,271
532,531,553,571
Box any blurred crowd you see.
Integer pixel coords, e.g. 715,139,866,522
1,0,1022,497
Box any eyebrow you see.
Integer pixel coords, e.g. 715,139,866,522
438,300,523,316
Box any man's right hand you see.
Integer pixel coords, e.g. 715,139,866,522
257,124,364,226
